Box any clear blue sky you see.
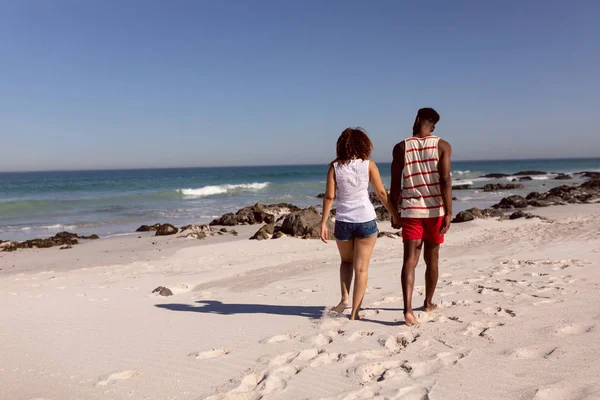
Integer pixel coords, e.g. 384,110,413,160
1,1,598,171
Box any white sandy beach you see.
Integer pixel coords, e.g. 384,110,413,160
1,205,599,400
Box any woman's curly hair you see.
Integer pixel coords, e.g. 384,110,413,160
330,127,373,166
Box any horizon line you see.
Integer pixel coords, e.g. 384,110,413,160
1,156,599,174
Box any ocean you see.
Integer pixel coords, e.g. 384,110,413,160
1,158,599,241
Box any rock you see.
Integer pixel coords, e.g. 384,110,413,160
452,207,504,223
272,231,286,239
452,197,458,201
579,172,600,180
152,286,173,296
210,203,287,226
482,183,525,192
375,206,390,221
518,176,533,181
582,179,600,189
509,211,530,220
526,192,540,200
80,234,100,240
181,232,206,240
155,224,178,236
251,224,275,241
0,241,18,252
180,224,211,233
316,193,325,198
378,231,401,239
59,245,73,250
554,173,572,180
514,171,547,176
229,230,239,237
453,210,475,223
528,199,553,208
452,184,471,190
492,195,528,209
220,228,228,233
17,231,79,250
136,223,161,232
281,207,334,239
481,173,510,178
369,192,386,206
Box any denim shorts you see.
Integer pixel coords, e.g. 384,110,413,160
334,219,378,241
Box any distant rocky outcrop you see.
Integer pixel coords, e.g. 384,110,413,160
452,184,472,190
514,171,547,176
482,183,525,192
480,173,510,178
0,231,100,252
554,173,572,180
156,224,178,236
492,195,529,209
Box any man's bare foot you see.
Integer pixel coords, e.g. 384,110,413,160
423,302,438,312
404,311,419,327
331,301,349,313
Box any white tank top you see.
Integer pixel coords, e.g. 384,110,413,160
401,136,445,218
333,159,377,223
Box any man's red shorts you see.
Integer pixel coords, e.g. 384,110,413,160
401,217,445,244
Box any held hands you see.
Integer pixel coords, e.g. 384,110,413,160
391,213,402,230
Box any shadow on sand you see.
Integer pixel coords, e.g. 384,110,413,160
156,300,325,319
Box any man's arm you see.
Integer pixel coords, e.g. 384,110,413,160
390,142,405,224
438,139,453,233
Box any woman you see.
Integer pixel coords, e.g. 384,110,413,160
320,128,400,320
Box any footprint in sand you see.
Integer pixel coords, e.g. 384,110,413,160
301,333,333,346
372,296,402,306
258,365,302,394
508,346,558,360
360,309,380,318
344,349,392,363
261,332,297,344
403,351,470,378
533,381,593,400
555,324,594,337
481,306,517,318
349,360,404,384
96,370,137,387
309,352,344,367
378,331,416,352
463,321,505,341
189,348,231,360
348,331,374,342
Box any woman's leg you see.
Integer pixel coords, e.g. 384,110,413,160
350,235,377,320
332,239,354,313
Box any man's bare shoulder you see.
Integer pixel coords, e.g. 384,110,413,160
393,141,405,158
438,138,452,152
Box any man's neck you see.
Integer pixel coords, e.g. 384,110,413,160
412,133,433,138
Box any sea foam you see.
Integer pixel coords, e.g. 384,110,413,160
178,182,270,198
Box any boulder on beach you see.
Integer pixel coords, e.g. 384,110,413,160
492,195,528,209
280,207,334,239
518,176,533,181
251,223,275,241
155,224,178,236
136,223,162,232
17,231,80,250
210,203,297,226
482,183,525,192
579,172,600,180
452,208,504,223
152,286,173,296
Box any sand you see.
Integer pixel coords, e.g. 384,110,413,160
1,204,599,400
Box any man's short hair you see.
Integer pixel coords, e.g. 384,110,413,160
417,108,440,124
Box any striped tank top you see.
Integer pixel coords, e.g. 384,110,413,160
401,135,445,218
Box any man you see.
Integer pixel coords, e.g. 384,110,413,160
390,108,452,326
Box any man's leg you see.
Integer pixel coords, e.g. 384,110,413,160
332,240,354,313
423,241,440,312
402,239,423,326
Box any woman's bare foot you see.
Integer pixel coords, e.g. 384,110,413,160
423,302,438,312
404,311,419,327
350,311,361,321
331,300,349,313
